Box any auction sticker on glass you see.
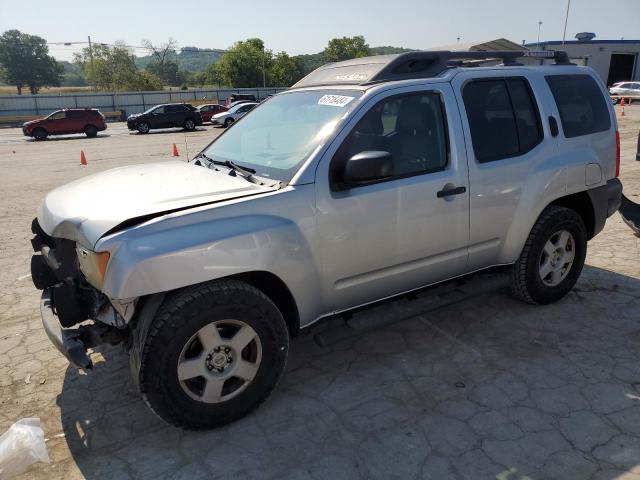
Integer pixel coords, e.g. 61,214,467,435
318,95,355,107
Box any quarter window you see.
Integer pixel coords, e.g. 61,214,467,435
546,74,611,138
333,92,448,184
462,78,542,163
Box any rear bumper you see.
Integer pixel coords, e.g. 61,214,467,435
40,289,93,370
587,178,623,238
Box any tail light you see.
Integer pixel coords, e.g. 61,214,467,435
615,130,620,177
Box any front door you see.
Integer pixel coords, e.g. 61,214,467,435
315,84,470,313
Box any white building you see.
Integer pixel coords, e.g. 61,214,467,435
525,33,640,86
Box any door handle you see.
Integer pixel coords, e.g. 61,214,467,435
437,185,466,198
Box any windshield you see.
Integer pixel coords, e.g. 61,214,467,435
203,90,363,181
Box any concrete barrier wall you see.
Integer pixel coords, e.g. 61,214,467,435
0,87,287,119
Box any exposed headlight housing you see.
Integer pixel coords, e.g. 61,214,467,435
76,247,110,289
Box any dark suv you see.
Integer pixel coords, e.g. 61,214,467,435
126,104,202,134
22,109,107,140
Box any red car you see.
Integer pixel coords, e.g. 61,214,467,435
22,108,107,140
196,104,228,123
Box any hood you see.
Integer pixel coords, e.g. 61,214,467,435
38,161,275,247
23,118,44,127
127,113,141,120
213,112,230,119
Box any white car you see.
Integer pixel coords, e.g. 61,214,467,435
211,102,258,127
609,81,640,103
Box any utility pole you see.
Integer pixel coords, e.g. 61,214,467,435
87,35,95,90
562,0,571,47
537,21,543,47
262,46,266,88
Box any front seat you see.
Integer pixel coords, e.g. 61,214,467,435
392,98,439,175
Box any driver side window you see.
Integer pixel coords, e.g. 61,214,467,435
332,92,449,186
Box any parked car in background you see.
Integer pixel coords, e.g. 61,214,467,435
126,103,202,134
211,102,257,127
224,94,256,107
22,109,106,140
610,81,640,103
196,104,228,123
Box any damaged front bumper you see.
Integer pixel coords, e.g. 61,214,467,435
31,218,130,369
41,289,92,369
41,289,129,369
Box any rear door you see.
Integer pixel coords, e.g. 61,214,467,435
452,70,555,269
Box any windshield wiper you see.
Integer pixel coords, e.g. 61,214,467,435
222,160,256,175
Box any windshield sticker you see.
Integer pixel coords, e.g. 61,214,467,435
318,95,355,107
335,72,369,82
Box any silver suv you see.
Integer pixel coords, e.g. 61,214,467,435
31,50,622,429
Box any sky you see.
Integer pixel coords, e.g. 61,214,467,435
1,0,639,61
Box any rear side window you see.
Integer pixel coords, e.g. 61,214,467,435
546,74,610,138
462,78,542,163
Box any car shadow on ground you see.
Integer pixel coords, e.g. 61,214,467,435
24,135,111,142
57,265,640,480
129,127,209,136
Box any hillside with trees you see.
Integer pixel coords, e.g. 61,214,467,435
0,30,416,93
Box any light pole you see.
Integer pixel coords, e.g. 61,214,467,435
262,46,266,88
562,0,571,46
537,21,543,48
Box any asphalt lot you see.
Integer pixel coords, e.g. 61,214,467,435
1,108,640,480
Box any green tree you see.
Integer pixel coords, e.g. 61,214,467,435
142,38,178,84
0,30,63,94
323,35,370,63
269,52,304,86
74,43,162,91
204,62,223,86
214,38,271,88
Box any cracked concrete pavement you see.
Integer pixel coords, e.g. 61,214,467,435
0,107,639,479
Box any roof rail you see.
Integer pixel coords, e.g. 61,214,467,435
291,50,574,89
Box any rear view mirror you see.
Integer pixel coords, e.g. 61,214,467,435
342,151,393,187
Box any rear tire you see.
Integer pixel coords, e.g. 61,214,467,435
137,122,150,134
84,125,98,138
33,128,48,141
183,118,196,131
139,279,290,430
510,205,587,305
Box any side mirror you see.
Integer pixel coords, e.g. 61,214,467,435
342,151,393,187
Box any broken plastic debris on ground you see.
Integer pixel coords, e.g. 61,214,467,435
0,418,49,480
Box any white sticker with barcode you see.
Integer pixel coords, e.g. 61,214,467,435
318,95,355,107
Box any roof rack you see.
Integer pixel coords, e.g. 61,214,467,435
291,50,574,89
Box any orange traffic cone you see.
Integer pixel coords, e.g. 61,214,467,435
80,150,87,165
172,143,179,157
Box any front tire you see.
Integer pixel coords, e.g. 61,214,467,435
510,205,587,304
33,128,48,141
139,279,290,430
137,122,150,134
84,125,98,138
183,118,196,131
224,118,234,128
